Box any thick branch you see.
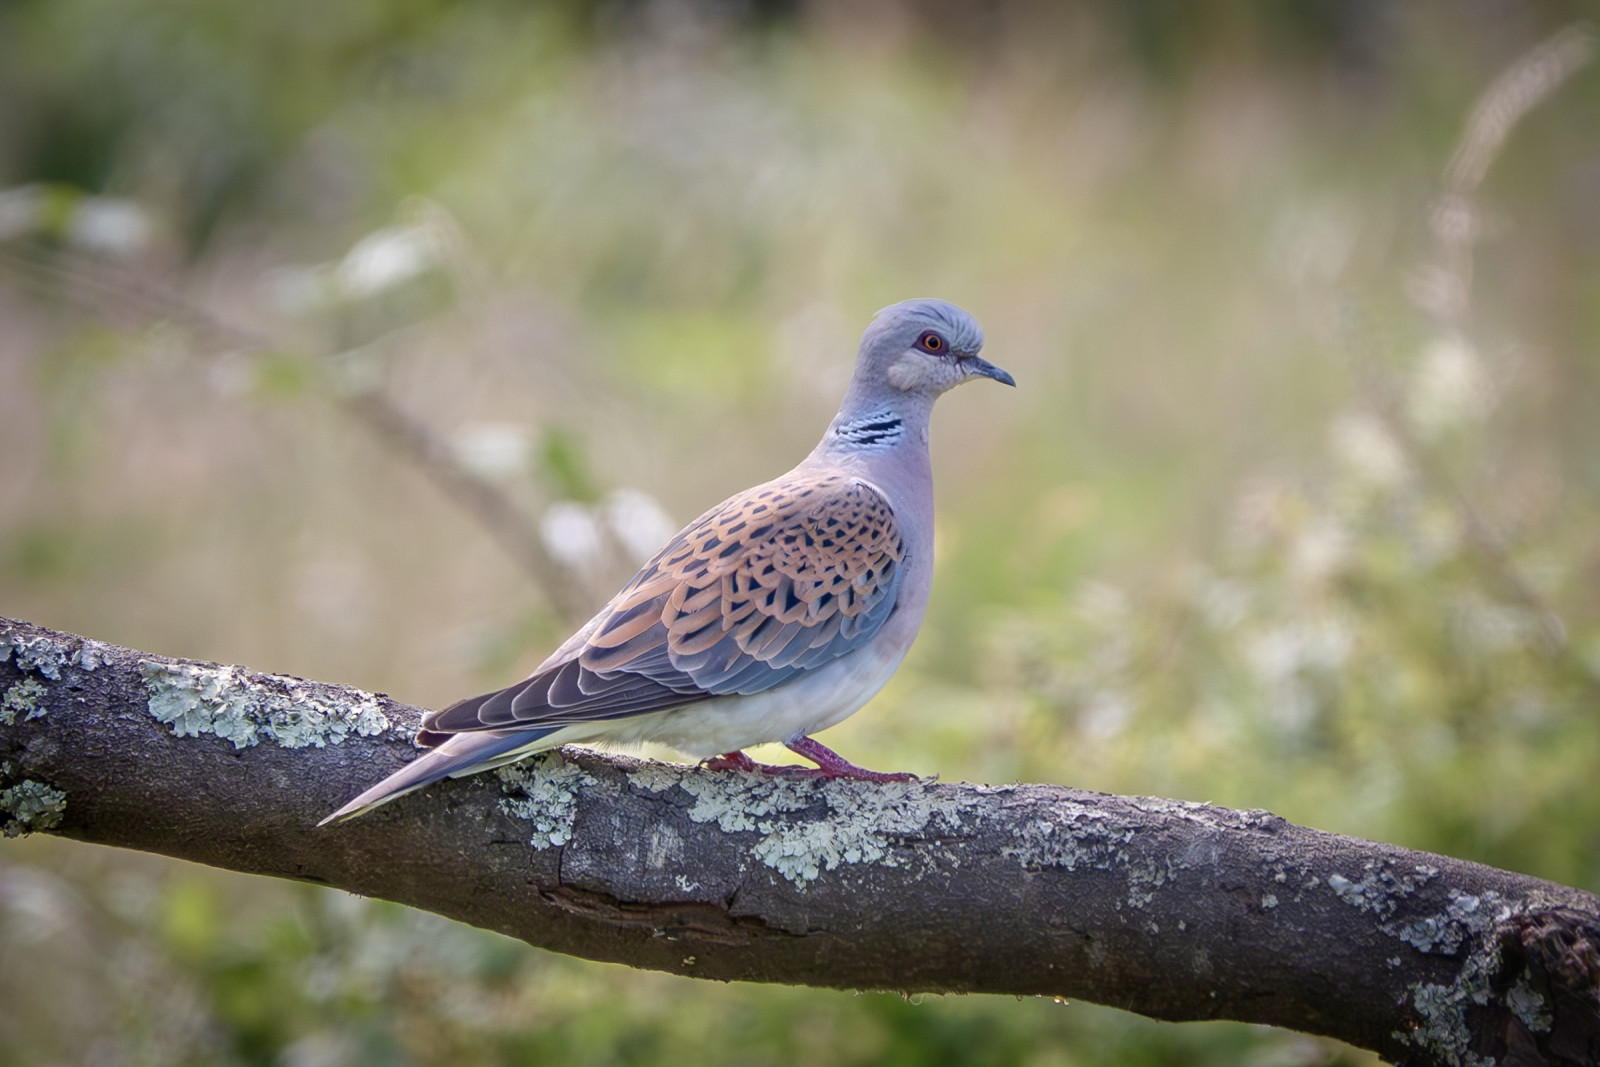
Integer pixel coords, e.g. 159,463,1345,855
2,618,1596,1065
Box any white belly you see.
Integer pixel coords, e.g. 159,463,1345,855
538,638,911,759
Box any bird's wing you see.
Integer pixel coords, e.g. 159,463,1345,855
419,471,906,741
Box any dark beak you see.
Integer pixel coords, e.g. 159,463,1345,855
966,356,1016,387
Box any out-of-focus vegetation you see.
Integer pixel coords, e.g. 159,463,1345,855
2,2,1598,1063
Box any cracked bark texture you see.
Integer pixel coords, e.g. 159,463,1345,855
1,617,1596,1066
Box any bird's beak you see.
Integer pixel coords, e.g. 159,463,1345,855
965,356,1016,387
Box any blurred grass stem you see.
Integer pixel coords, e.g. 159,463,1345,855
1381,23,1596,660
0,241,590,624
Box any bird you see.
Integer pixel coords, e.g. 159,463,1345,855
321,298,1013,824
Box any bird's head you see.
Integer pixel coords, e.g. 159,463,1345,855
856,298,1014,398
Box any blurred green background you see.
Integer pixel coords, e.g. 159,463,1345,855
3,1,1599,1063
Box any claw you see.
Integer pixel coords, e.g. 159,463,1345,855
703,751,812,776
786,736,919,783
703,742,918,783
703,751,759,773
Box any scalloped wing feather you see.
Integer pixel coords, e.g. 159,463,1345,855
418,472,905,742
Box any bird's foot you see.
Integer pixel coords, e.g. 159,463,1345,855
703,751,759,773
703,742,919,783
784,736,919,783
703,750,813,777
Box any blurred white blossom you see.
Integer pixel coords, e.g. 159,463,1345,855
1330,411,1409,489
0,186,154,253
1289,518,1349,582
601,488,677,562
65,196,152,256
540,500,606,574
451,421,532,481
263,221,442,314
1244,617,1352,735
1244,619,1352,695
1187,566,1252,631
1407,337,1493,438
540,490,675,582
1079,689,1132,740
0,184,45,239
336,224,437,299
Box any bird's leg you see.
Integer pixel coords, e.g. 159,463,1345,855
785,737,919,783
703,750,760,773
704,742,919,783
703,750,817,777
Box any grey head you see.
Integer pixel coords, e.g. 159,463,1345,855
852,299,1014,401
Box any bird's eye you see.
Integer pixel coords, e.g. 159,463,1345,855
917,331,946,353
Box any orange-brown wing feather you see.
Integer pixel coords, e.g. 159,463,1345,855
420,472,905,739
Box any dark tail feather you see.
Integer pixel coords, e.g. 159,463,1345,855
318,729,555,826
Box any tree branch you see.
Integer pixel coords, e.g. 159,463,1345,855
2,617,1596,1066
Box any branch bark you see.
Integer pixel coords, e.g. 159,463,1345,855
2,617,1596,1066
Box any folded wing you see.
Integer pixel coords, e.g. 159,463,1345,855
418,471,906,744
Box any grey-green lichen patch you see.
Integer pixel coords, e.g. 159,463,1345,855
1127,795,1216,819
626,762,683,795
1,779,67,836
0,678,47,725
1325,862,1440,920
1,633,74,680
1002,806,1136,874
140,660,391,749
1331,860,1511,958
1405,977,1488,1066
678,773,971,888
1392,891,1519,1065
1386,888,1507,955
1402,952,1504,1067
74,642,105,671
497,754,598,849
1125,854,1179,909
1506,975,1552,1034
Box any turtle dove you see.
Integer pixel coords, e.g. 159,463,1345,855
323,298,1012,823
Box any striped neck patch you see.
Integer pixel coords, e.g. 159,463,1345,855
833,412,905,449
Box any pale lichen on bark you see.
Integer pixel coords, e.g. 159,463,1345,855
0,678,46,725
1319,861,1547,1065
1,630,100,680
140,660,394,749
497,753,599,848
674,772,972,888
1001,806,1135,873
0,779,67,836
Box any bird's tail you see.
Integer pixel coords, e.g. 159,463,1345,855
318,728,558,826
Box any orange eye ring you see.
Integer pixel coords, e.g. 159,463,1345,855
918,331,946,353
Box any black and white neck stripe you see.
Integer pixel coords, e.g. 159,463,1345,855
833,412,905,450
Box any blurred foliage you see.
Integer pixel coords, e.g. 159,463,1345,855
2,1,1599,1064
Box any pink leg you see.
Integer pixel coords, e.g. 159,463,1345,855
703,742,918,783
703,750,812,775
703,751,760,773
785,737,919,783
